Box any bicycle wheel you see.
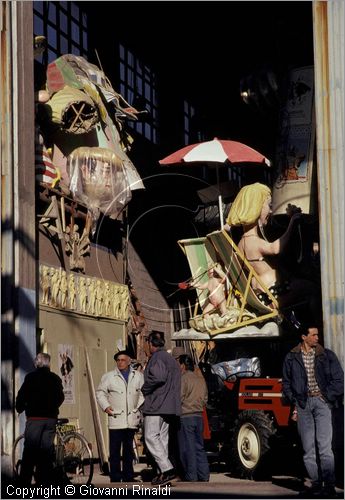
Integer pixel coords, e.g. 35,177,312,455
12,435,24,480
61,432,93,484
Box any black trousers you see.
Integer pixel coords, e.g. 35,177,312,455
109,428,135,482
168,415,183,477
20,418,56,485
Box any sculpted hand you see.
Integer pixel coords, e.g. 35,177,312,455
286,203,302,217
290,212,302,224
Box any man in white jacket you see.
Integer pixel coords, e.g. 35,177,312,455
96,350,144,482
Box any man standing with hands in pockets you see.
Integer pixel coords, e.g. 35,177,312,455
96,350,144,483
282,324,343,498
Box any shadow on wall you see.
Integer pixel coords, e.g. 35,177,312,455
2,219,37,482
333,404,344,488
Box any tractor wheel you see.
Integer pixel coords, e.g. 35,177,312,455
231,410,276,479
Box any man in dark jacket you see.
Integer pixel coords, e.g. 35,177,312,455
282,325,343,498
142,332,181,486
15,353,64,485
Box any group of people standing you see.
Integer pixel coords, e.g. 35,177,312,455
96,330,210,486
14,325,343,495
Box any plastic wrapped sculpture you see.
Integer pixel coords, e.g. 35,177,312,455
67,146,131,224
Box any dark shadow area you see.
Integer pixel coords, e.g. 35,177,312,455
93,217,124,255
126,171,207,301
79,1,315,329
272,477,305,493
332,404,344,489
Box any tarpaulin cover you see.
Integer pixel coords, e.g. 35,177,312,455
46,54,140,122
211,357,261,381
45,86,98,134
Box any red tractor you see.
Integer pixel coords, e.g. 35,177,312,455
204,375,292,478
196,347,301,480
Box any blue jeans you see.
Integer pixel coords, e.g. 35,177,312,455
297,396,335,488
178,415,209,481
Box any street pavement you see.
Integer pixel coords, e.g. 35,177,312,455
2,462,343,499
88,462,344,499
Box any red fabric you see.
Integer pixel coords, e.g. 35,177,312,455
46,62,65,93
27,417,50,420
202,407,211,440
178,282,190,290
35,127,57,185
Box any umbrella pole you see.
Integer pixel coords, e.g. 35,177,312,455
218,195,224,229
216,165,224,229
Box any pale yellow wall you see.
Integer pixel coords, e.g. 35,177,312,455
39,306,125,459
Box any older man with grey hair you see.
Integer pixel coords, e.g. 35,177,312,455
96,350,144,483
15,353,64,485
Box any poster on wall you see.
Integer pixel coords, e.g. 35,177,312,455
274,124,313,186
285,66,314,125
58,344,75,404
273,66,315,215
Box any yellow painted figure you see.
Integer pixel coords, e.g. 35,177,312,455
225,183,320,323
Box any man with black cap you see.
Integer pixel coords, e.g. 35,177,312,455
96,350,144,483
142,331,181,486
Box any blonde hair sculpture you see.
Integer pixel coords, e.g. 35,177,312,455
226,183,271,226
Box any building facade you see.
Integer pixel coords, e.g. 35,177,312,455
1,0,343,479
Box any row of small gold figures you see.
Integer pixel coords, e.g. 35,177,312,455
39,265,129,319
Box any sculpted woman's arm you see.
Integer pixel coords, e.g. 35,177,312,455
260,212,301,256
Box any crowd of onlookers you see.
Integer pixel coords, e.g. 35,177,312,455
15,324,343,498
96,331,209,486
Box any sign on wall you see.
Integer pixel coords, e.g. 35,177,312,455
58,344,75,404
273,66,315,214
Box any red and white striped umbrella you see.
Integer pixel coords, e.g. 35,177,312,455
159,138,271,167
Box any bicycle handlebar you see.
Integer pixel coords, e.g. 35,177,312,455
57,418,69,426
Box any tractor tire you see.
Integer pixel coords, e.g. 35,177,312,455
230,410,276,480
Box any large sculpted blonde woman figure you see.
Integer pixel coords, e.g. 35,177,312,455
225,183,320,323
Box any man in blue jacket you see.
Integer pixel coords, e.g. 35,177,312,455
282,325,344,498
142,331,181,486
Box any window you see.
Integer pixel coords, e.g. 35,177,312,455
119,44,158,144
33,1,88,64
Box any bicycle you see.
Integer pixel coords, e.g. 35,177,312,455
12,418,93,485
